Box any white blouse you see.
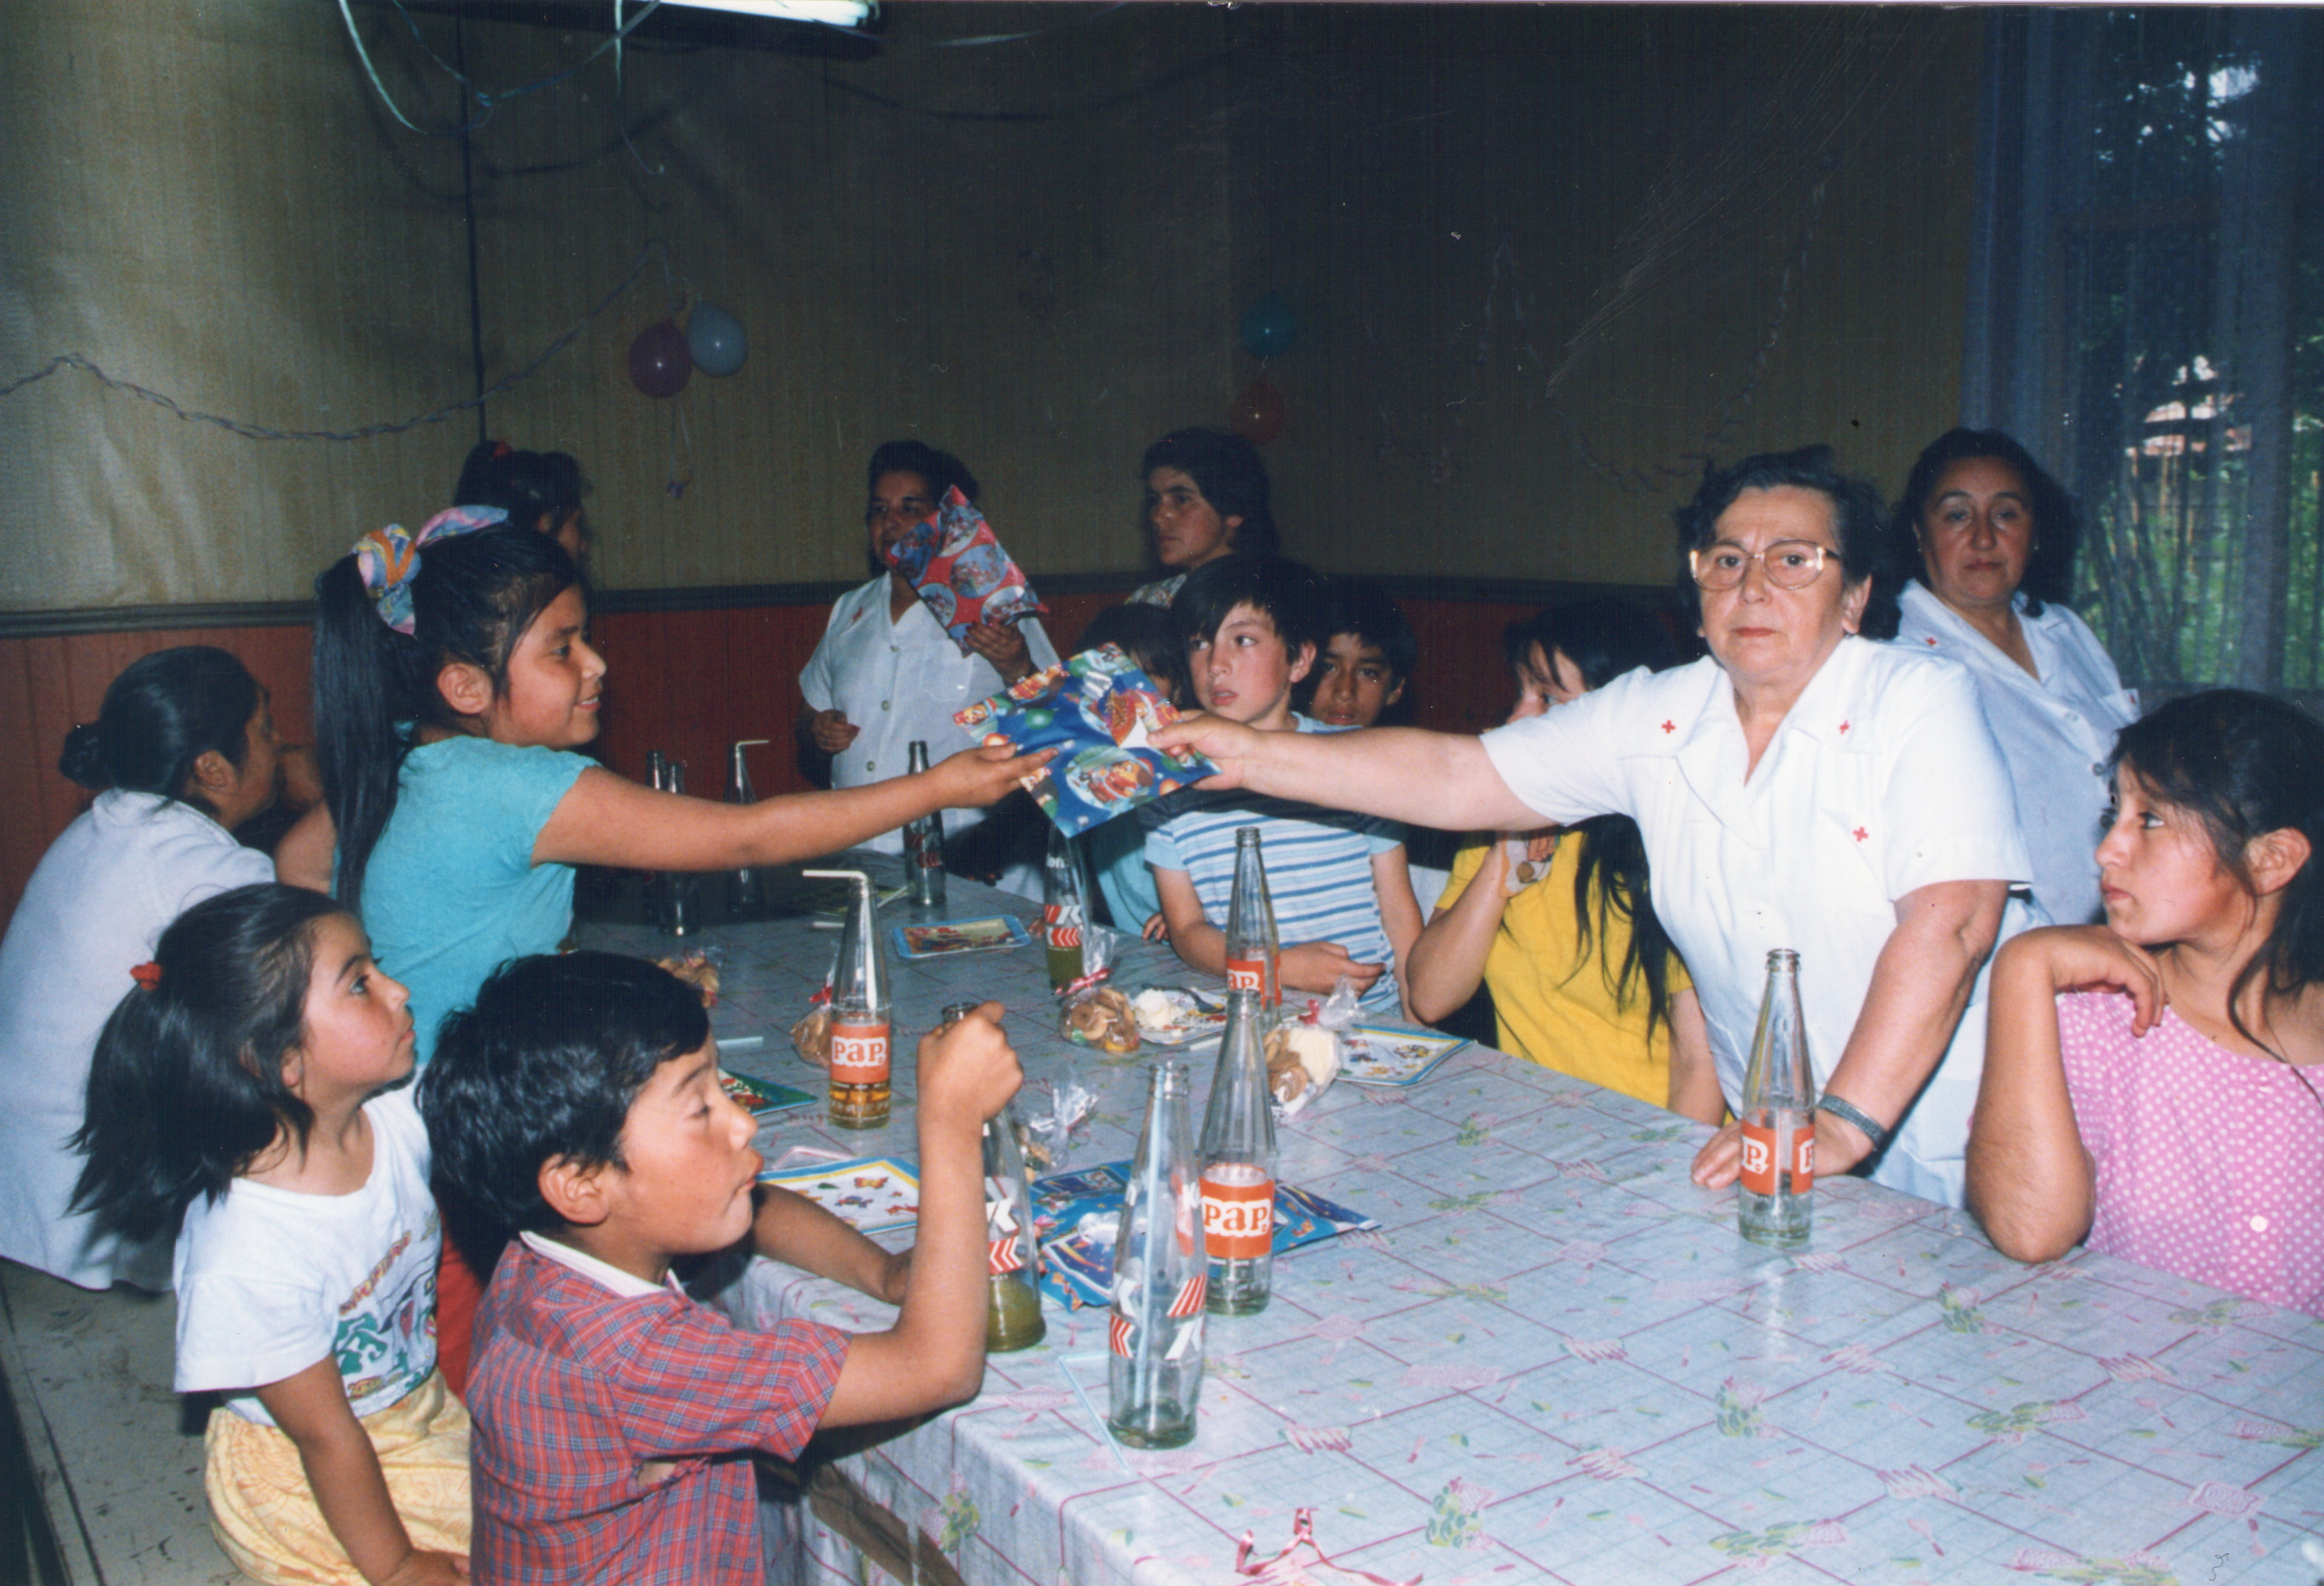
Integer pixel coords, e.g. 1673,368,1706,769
0,792,274,1287
798,574,1059,856
1895,581,2138,927
1480,638,2035,1206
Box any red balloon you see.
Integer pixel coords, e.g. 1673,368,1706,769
1229,374,1287,444
627,319,693,399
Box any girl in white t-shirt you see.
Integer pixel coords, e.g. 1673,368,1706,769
73,884,469,1586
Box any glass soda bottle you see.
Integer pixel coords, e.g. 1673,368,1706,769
902,741,947,908
1042,825,1088,992
804,869,890,1129
1108,1060,1205,1449
1738,948,1814,1248
1223,827,1281,1018
726,739,769,917
1198,989,1277,1314
981,1105,1046,1351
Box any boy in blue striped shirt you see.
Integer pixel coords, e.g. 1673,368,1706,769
1143,556,1423,1017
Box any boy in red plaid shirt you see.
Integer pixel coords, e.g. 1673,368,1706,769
422,952,1021,1585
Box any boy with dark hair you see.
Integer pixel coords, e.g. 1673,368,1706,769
422,952,1021,1585
1299,577,1418,730
1148,556,1422,1015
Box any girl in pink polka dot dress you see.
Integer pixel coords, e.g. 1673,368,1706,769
1967,690,2324,1317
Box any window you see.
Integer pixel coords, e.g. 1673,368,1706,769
1966,9,2323,695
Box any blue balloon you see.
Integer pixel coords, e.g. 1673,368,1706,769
688,302,748,377
1239,292,1296,359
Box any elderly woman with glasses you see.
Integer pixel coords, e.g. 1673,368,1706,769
1157,447,2037,1207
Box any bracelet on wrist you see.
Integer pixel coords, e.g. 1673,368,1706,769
1815,1092,1891,1155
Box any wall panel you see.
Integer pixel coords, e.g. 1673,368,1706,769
0,580,1639,925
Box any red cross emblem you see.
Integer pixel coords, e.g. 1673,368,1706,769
1838,720,1851,735
1852,827,1869,842
1660,720,1676,734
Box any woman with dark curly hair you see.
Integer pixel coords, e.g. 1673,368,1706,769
1889,428,2137,928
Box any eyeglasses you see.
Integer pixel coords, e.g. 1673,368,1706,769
1689,540,1839,591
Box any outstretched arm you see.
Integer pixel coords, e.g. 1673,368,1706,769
1152,716,1541,832
532,744,1050,872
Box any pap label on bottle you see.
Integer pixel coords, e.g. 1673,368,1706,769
828,1022,890,1084
1200,1166,1276,1259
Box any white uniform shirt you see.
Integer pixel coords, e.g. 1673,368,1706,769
1480,638,2035,1206
0,792,274,1289
798,575,1059,854
1895,581,2138,927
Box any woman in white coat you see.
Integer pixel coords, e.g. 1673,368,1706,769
1159,448,2035,1207
0,647,281,1288
1890,429,2138,926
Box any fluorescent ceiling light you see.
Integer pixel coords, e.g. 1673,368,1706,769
657,0,876,25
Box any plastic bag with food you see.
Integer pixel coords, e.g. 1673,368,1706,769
654,947,722,1008
1266,975,1358,1117
1056,925,1140,1054
789,985,832,1069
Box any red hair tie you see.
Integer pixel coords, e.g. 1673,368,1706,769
130,962,162,991
490,439,512,459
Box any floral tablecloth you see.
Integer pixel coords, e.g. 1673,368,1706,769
582,864,2324,1586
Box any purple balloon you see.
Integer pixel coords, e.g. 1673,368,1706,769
627,319,692,399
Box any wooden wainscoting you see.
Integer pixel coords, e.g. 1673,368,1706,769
0,581,1676,926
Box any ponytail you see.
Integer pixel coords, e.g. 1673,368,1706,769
313,553,422,907
58,646,260,815
311,523,576,907
71,884,340,1244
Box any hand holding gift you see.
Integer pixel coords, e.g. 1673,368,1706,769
952,644,1218,837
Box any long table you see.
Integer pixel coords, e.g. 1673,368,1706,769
582,862,2324,1586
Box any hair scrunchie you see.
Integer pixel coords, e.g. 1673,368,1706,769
352,506,509,635
130,962,162,991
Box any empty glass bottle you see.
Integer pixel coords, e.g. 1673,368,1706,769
1223,827,1281,1017
1108,1061,1204,1449
726,739,769,916
805,869,890,1129
1198,989,1277,1314
649,756,698,937
1738,948,1815,1249
902,741,947,908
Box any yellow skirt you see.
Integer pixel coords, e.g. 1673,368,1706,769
204,1371,472,1586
